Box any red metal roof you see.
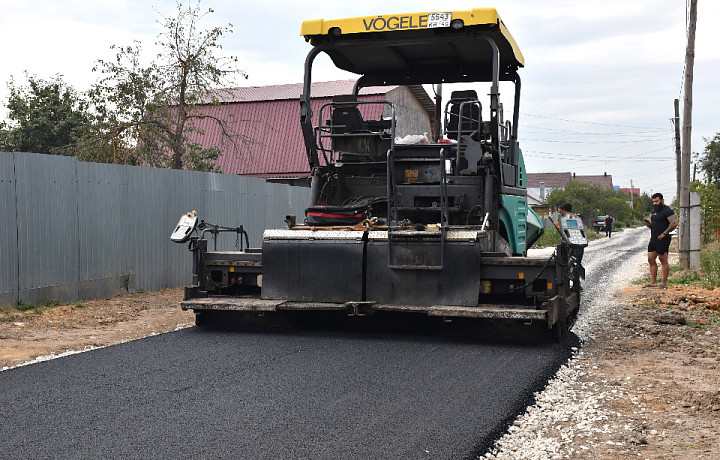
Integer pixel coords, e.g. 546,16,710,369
576,174,614,189
186,80,393,176
527,172,614,189
527,172,573,188
619,187,641,196
206,80,397,103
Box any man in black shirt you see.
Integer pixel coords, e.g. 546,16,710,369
604,215,614,238
644,193,678,288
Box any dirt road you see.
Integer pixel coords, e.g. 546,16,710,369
0,289,193,370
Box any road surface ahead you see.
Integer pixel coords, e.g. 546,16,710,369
1,327,571,459
1,230,647,459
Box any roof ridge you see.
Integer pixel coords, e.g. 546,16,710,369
205,80,397,104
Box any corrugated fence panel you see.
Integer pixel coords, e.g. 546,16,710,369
14,153,80,306
0,152,311,307
77,161,130,300
0,153,18,306
126,165,174,293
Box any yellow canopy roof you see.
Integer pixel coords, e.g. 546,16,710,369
301,8,523,85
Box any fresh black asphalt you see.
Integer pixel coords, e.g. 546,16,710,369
0,229,647,460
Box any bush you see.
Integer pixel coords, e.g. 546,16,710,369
16,299,35,311
533,227,562,248
701,245,720,287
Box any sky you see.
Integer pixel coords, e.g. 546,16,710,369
1,0,718,204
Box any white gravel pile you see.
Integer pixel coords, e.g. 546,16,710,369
483,230,648,459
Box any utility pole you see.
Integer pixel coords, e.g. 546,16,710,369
679,0,697,269
674,99,681,205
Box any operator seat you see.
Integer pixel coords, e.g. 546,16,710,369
446,90,481,140
447,90,484,175
331,95,366,134
330,95,390,163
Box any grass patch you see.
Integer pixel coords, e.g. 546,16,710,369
667,245,720,288
11,298,63,316
633,245,720,288
16,298,36,312
534,228,562,248
701,244,720,286
533,226,603,248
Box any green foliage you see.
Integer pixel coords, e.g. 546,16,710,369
634,193,652,219
0,74,91,153
545,180,636,223
15,298,44,314
1,2,243,171
83,0,247,171
697,132,720,185
691,180,720,243
532,223,603,248
14,298,62,314
534,228,562,248
16,298,35,311
646,245,720,288
701,245,720,286
668,267,702,285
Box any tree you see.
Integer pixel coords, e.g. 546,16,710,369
546,179,635,225
635,193,653,218
697,132,720,185
0,74,91,154
691,180,720,243
85,0,247,171
546,180,613,217
604,196,633,223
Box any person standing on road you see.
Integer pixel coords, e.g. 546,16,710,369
554,202,584,265
604,215,614,238
644,193,678,289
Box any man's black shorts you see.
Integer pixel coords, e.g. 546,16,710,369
648,236,671,255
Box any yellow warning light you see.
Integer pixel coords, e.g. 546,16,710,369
230,266,235,272
547,282,553,290
518,272,524,279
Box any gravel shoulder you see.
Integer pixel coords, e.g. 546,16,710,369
486,232,720,459
2,232,719,459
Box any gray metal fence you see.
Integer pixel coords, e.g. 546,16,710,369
0,152,310,307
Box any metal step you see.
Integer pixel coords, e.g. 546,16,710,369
181,297,282,312
373,303,547,320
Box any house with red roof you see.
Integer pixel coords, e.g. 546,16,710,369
526,172,615,205
619,187,641,197
185,80,435,179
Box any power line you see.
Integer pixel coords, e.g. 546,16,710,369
522,126,671,137
521,113,669,131
523,146,673,161
614,167,675,179
523,137,672,145
524,152,672,162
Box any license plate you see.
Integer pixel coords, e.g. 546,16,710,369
427,12,451,28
